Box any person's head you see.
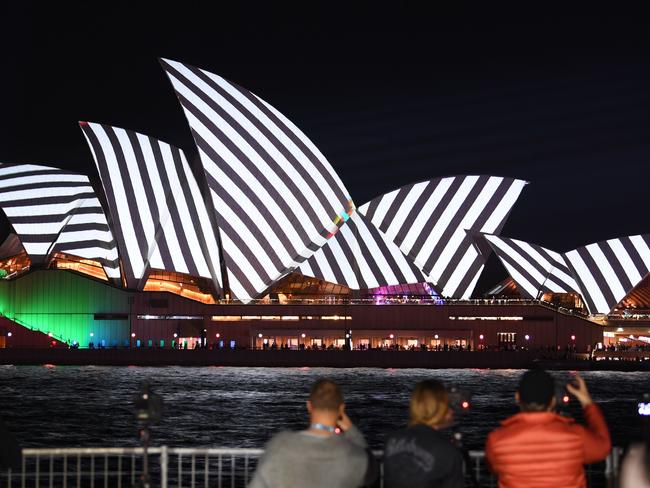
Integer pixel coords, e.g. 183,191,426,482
516,369,556,412
639,394,650,480
307,379,344,421
409,379,451,429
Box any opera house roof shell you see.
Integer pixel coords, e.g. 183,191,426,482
1,58,648,316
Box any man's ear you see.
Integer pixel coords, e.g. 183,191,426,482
515,391,520,405
338,403,346,416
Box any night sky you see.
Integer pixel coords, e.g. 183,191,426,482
2,4,649,292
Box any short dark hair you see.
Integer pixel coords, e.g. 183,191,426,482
518,369,555,411
309,379,343,411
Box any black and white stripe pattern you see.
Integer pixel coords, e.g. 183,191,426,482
564,235,650,314
483,234,580,299
358,176,527,298
298,212,425,289
0,163,120,279
160,58,354,302
80,123,223,292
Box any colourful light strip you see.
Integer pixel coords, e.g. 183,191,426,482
326,200,356,238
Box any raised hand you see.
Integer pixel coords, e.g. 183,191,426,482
566,373,593,407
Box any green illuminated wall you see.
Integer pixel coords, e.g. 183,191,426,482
0,270,132,347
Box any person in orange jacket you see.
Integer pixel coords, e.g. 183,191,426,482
485,369,611,488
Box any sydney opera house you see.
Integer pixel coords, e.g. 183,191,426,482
0,59,649,354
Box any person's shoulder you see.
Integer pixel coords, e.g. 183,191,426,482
331,433,369,460
486,413,523,441
386,425,454,451
627,442,646,456
335,433,368,452
384,426,410,442
264,430,297,450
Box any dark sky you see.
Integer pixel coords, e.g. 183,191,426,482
2,3,649,292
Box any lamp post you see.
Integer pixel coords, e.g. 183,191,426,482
128,295,134,348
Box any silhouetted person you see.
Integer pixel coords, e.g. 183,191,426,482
0,417,21,472
486,370,610,487
383,380,463,488
249,379,377,488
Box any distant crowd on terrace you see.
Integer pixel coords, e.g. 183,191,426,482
79,340,582,354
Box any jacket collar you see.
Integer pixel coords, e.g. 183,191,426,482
501,411,574,427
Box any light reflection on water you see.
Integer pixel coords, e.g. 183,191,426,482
0,366,646,449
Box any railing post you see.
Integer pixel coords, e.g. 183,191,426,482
178,453,183,488
117,455,122,488
191,454,196,488
90,454,95,488
605,451,612,477
204,454,209,488
217,453,222,488
605,446,622,479
62,454,67,487
160,446,168,488
130,454,135,487
104,454,108,488
244,453,249,485
231,455,235,488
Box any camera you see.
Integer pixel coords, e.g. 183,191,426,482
447,385,471,413
556,386,571,405
553,385,573,417
134,384,163,423
133,384,164,488
638,393,650,417
445,385,479,487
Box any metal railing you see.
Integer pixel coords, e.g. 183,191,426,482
0,446,622,487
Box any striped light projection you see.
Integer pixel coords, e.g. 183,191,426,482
359,176,527,298
298,212,425,289
80,122,223,292
564,235,650,314
0,163,121,281
483,234,580,299
160,58,353,301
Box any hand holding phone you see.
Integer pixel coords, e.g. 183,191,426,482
336,409,352,433
566,373,593,408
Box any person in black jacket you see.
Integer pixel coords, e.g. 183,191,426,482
383,380,464,488
0,417,21,472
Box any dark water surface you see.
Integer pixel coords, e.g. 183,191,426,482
0,366,647,450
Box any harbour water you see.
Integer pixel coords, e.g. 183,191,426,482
0,366,646,450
